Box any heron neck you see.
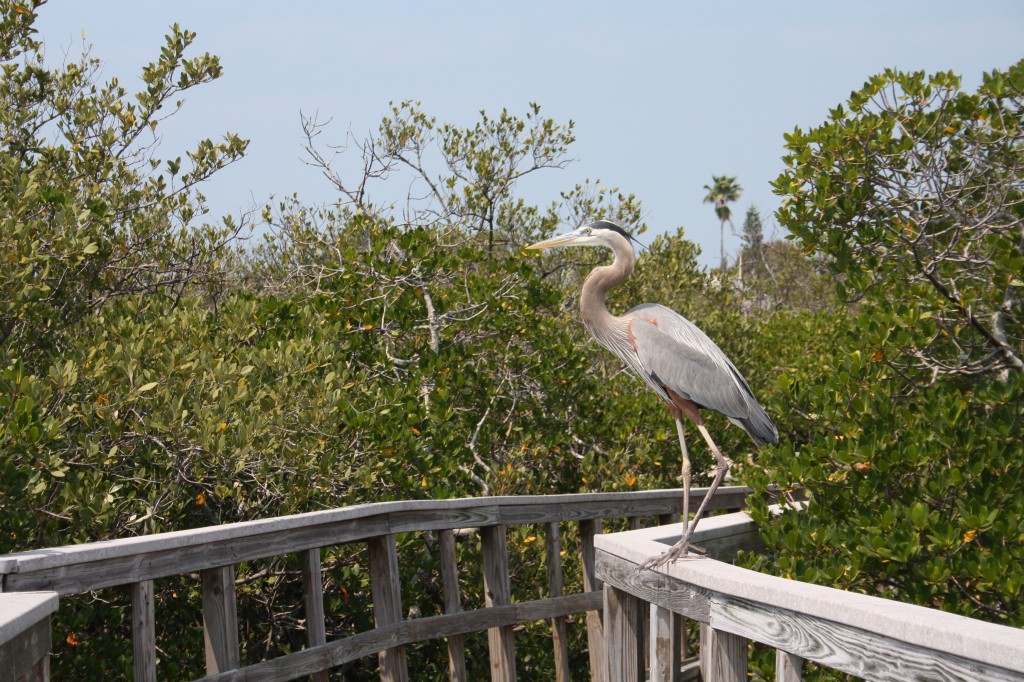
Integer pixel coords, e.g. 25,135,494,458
580,240,634,333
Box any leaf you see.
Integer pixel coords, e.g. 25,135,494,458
137,382,158,393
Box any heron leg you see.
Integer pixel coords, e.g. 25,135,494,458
638,411,709,571
678,425,733,549
676,415,690,549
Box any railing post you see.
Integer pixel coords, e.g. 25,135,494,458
0,592,57,682
650,604,682,682
701,624,747,682
544,522,570,682
579,518,607,682
480,524,516,682
130,580,156,682
776,650,803,681
603,584,644,682
438,529,468,682
368,535,409,682
301,548,329,682
201,565,240,675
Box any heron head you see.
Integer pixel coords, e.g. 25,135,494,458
526,220,636,251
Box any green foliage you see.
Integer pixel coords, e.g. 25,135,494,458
0,0,248,372
5,6,1021,679
774,61,1024,380
741,62,1024,658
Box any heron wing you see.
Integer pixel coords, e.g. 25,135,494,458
626,304,751,420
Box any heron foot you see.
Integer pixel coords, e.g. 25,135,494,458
637,539,707,572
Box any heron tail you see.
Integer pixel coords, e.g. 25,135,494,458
731,402,779,447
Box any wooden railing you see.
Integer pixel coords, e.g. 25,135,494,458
595,513,1024,682
0,591,57,682
0,487,750,681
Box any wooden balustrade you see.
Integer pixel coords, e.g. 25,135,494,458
11,485,1018,681
0,487,748,681
595,513,1024,682
0,591,58,682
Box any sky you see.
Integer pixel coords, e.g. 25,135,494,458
35,2,1024,268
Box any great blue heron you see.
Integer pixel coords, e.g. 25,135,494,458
527,220,778,566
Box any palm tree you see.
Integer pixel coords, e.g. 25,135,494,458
703,175,742,272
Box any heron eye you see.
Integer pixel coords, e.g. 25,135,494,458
584,227,593,235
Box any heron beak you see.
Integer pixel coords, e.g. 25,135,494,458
526,230,586,250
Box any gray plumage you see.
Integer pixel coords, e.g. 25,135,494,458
528,219,778,565
627,305,778,446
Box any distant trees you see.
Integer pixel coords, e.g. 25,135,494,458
703,174,742,271
741,205,764,252
3,4,1021,677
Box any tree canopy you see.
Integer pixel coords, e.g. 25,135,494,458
1,4,1021,678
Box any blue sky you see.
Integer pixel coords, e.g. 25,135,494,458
36,2,1024,267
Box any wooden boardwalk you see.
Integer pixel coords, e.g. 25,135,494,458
0,487,746,681
2,487,1023,681
598,515,1024,682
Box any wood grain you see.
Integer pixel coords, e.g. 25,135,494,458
711,592,1024,682
481,525,515,682
0,619,50,682
775,649,802,682
300,548,328,682
594,551,711,622
596,518,1024,682
545,522,570,682
604,585,645,682
703,625,747,682
1,488,750,595
649,604,682,682
580,518,607,682
130,580,156,682
438,529,467,682
201,565,240,675
368,535,408,682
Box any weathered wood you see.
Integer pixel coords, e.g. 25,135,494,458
775,650,802,682
0,592,53,682
596,518,1024,682
438,529,467,682
580,518,607,682
710,592,1024,682
703,625,747,682
650,605,683,682
594,550,711,622
604,585,644,682
1,488,751,595
368,535,408,682
300,548,328,682
544,522,570,682
201,565,240,675
699,622,709,682
480,525,516,682
0,619,50,682
0,593,56,682
130,580,156,682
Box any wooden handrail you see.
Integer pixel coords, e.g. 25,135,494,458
0,487,747,594
595,513,1024,682
0,487,749,681
0,591,58,682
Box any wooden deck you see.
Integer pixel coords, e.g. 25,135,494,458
597,516,1024,681
2,487,1022,681
0,487,746,681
